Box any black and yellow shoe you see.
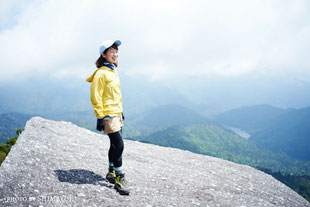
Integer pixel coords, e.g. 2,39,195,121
114,174,130,195
106,169,116,184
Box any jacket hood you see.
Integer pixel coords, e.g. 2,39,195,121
86,68,100,83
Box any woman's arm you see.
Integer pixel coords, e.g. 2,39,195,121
90,71,105,118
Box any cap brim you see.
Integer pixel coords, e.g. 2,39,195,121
114,40,121,47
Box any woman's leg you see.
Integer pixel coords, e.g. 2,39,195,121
108,129,129,195
108,130,124,170
108,136,115,170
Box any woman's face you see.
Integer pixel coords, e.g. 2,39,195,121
102,47,118,64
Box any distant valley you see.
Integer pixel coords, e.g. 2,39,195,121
214,104,310,161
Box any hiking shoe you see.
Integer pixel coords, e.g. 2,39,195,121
106,170,116,184
114,174,130,195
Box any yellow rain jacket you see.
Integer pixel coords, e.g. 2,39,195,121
86,66,123,118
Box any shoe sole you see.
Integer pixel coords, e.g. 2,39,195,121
114,185,130,196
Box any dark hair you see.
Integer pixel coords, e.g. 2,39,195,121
95,44,118,68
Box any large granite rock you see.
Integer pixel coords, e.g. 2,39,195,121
0,117,309,207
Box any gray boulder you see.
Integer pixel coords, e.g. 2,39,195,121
0,117,309,207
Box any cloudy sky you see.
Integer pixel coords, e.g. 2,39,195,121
1,0,309,80
0,0,310,111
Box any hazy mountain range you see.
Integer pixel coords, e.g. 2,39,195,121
0,75,192,118
1,73,310,118
214,104,290,133
214,105,310,161
0,112,34,143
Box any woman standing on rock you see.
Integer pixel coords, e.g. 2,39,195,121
86,40,129,195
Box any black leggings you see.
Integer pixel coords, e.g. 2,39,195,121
107,130,124,168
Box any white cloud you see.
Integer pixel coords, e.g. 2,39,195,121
0,0,309,82
125,61,172,81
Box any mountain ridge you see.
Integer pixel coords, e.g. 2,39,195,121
214,104,288,133
250,106,310,161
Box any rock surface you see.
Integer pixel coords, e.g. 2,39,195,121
0,117,309,207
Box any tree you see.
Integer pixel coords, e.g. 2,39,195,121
16,129,22,136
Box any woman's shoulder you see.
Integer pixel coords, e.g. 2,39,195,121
87,67,112,82
95,67,110,75
96,67,118,81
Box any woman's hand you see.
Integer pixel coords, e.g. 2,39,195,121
97,118,104,131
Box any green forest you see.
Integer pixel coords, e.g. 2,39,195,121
0,129,21,166
257,167,310,202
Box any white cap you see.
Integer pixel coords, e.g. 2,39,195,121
99,40,121,55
